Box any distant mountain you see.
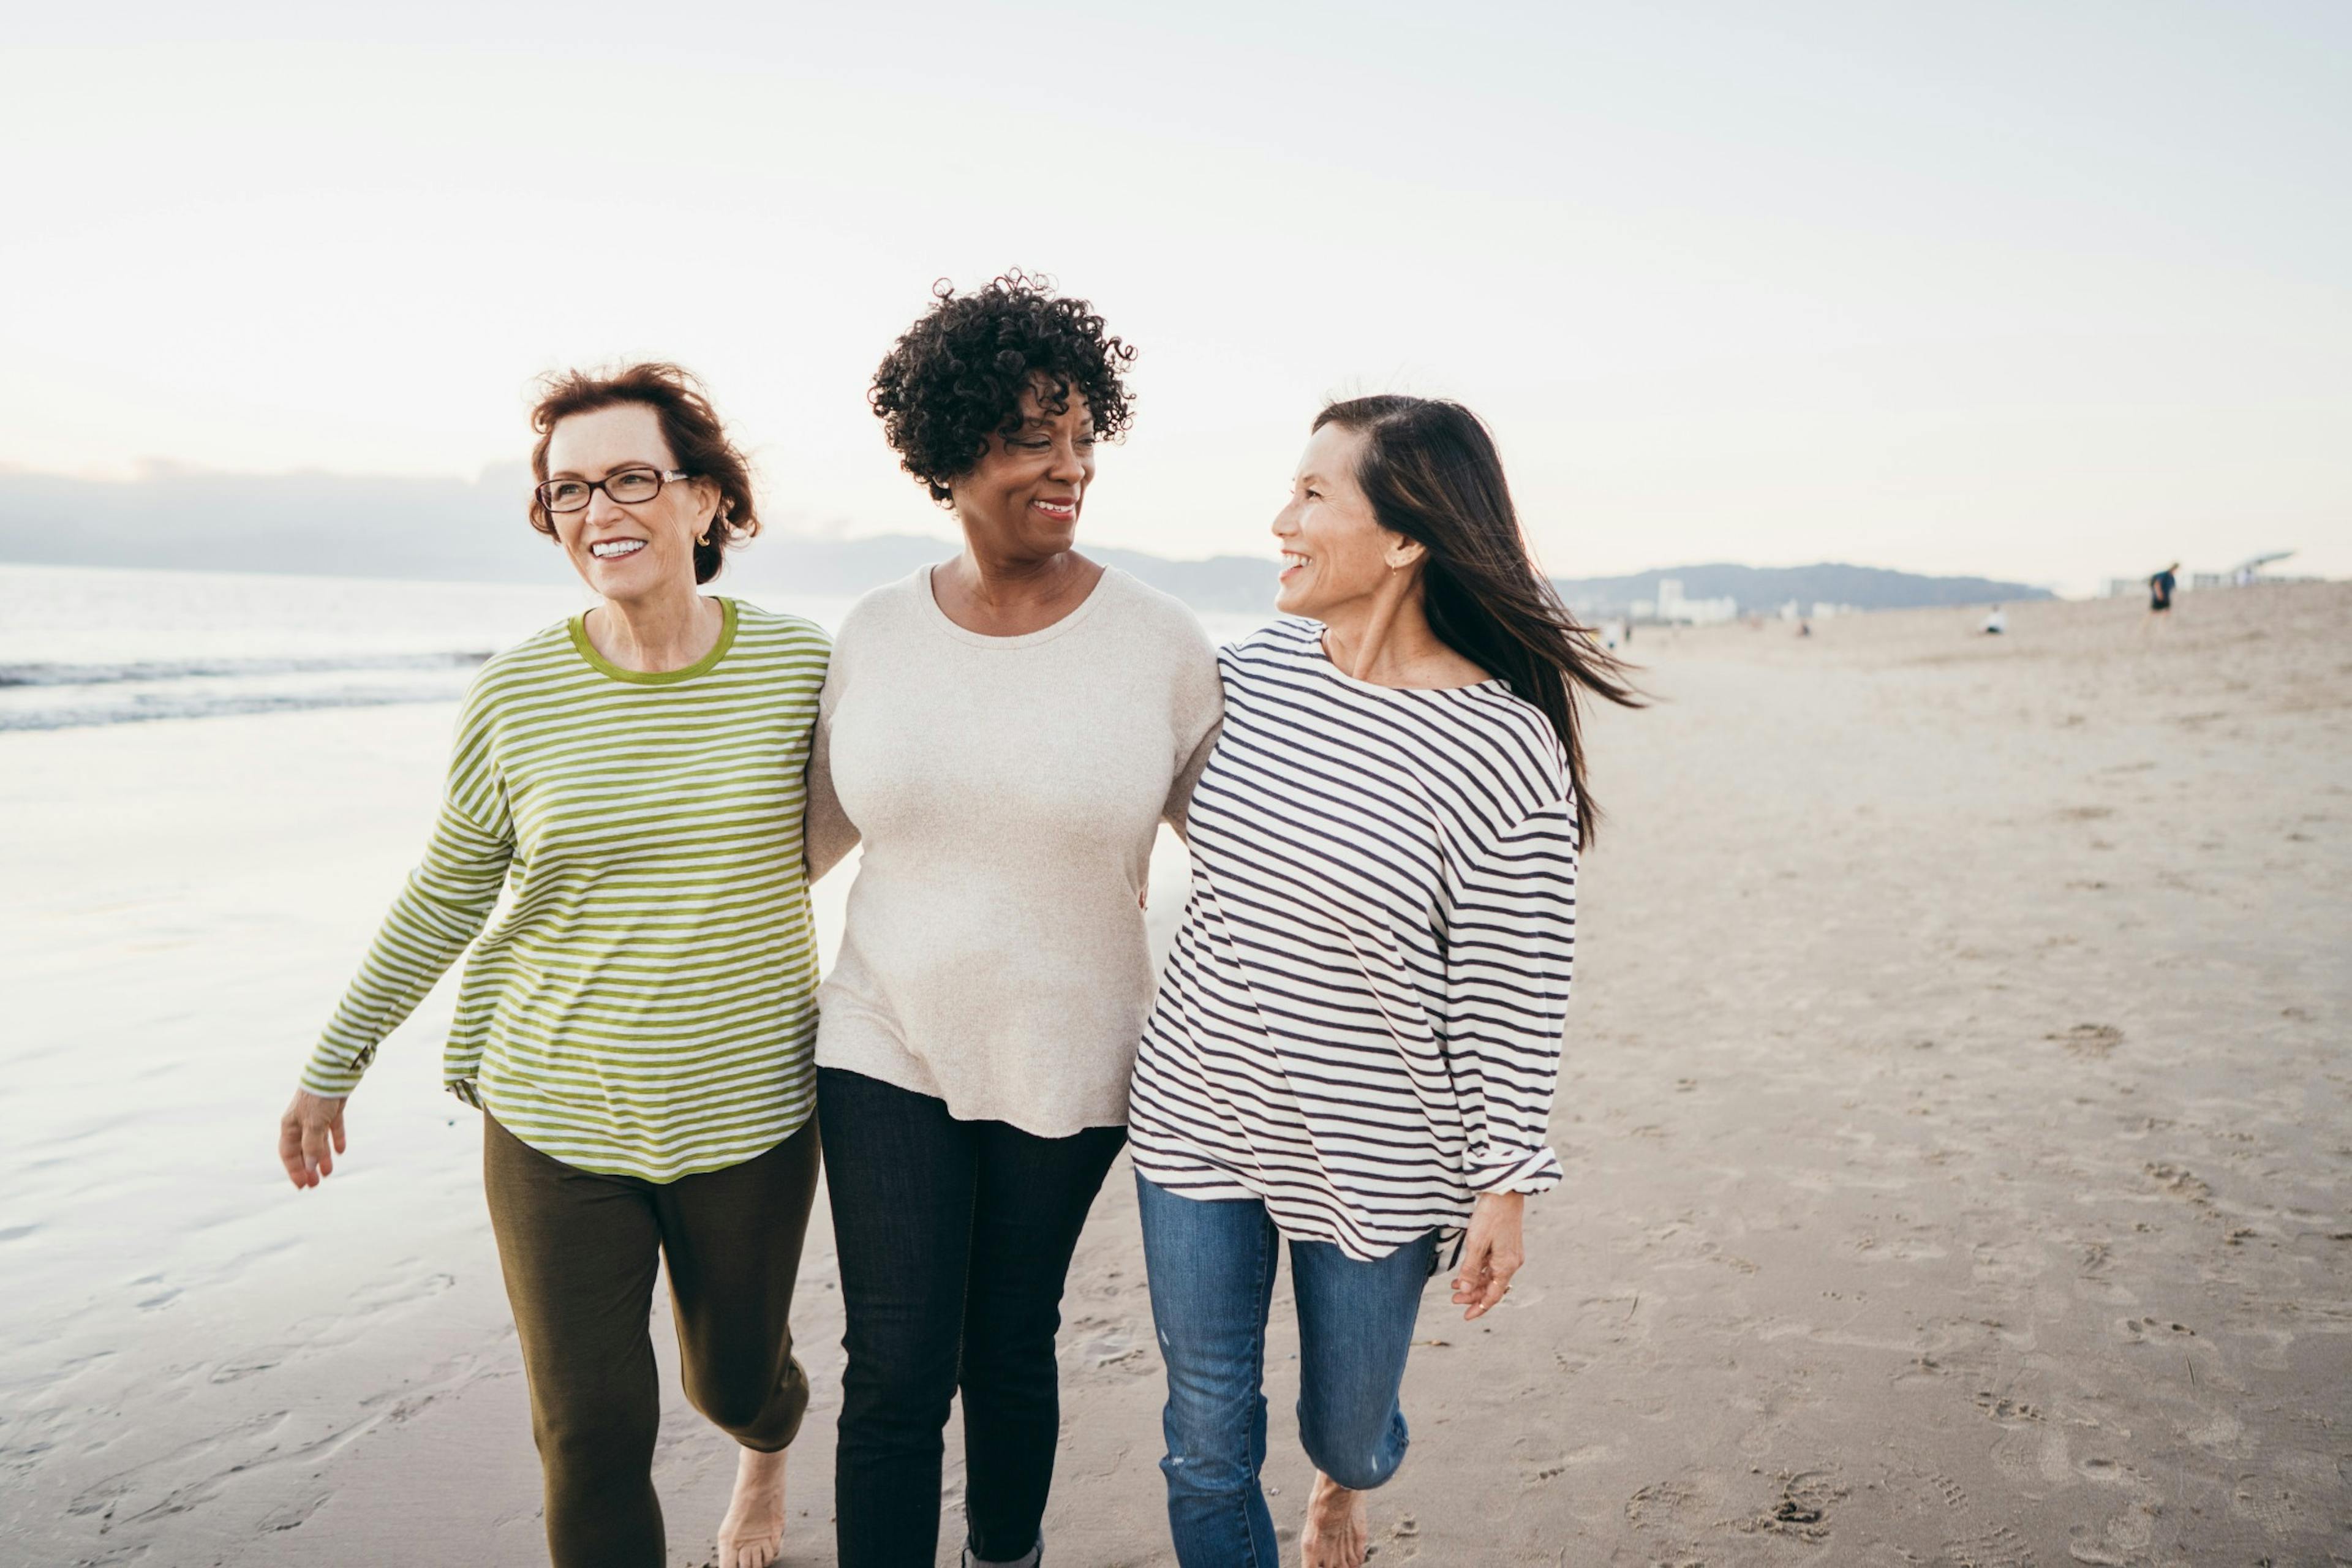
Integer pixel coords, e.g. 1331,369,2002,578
1551,562,2052,616
0,466,2049,616
0,465,1305,609
0,464,551,582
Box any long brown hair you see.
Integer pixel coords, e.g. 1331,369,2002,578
1316,395,1640,844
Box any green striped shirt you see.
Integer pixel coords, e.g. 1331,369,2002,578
302,597,830,1182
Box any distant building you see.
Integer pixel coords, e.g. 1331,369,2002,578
2195,552,2306,590
1647,577,1740,625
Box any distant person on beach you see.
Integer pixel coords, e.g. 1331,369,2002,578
277,364,825,1568
1981,606,2007,635
2146,562,2179,629
1126,396,1638,1568
803,273,1221,1568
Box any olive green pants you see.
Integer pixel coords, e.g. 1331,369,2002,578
483,1113,820,1568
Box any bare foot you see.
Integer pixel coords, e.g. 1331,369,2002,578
1298,1470,1369,1568
715,1444,787,1568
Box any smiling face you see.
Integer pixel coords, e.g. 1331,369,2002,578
946,380,1096,562
1273,421,1422,619
542,402,717,605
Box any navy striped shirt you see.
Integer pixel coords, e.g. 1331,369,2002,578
1129,618,1577,1261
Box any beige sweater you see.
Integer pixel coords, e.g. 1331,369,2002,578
806,565,1224,1134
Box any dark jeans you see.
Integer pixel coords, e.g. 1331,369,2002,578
481,1113,820,1568
1136,1173,1434,1568
817,1067,1127,1568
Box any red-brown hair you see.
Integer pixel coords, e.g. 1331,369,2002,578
527,363,760,585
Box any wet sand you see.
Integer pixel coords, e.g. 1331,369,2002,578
4,582,2346,1566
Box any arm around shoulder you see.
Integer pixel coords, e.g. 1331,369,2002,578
1160,611,1227,836
804,696,861,881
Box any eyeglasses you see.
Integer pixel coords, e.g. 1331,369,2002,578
535,467,692,513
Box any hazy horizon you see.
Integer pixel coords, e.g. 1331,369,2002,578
6,2,2348,598
0,461,2074,599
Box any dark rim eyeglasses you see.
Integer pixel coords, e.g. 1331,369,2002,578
535,467,693,514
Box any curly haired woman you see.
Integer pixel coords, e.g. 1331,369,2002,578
804,273,1223,1567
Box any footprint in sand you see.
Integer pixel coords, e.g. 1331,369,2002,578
2142,1163,2212,1204
1883,1457,1976,1526
1990,1422,2070,1487
1937,1529,2039,1567
1372,1512,1421,1561
1730,1468,1844,1543
2048,1023,2122,1058
1064,1316,1149,1372
2114,1315,2196,1344
1521,1444,1609,1487
2228,1475,2309,1536
2065,1502,2156,1564
1624,1476,1712,1536
1972,1390,2043,1423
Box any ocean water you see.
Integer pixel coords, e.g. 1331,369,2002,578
0,564,856,731
0,563,1274,731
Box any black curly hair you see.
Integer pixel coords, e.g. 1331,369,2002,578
869,270,1137,505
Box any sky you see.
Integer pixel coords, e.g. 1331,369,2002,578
4,1,2348,594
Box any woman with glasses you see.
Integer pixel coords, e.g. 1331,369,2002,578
276,363,827,1568
804,273,1222,1568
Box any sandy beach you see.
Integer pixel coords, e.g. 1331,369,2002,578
4,580,2347,1567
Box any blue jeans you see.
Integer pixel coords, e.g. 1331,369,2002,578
1136,1174,1434,1568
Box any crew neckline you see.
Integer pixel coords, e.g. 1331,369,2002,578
569,596,739,685
915,562,1119,649
1305,623,1507,696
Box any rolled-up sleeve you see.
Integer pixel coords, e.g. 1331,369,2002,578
1441,797,1578,1194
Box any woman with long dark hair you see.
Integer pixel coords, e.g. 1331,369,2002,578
1127,395,1635,1567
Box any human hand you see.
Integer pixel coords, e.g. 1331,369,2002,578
278,1088,348,1189
1451,1189,1526,1321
